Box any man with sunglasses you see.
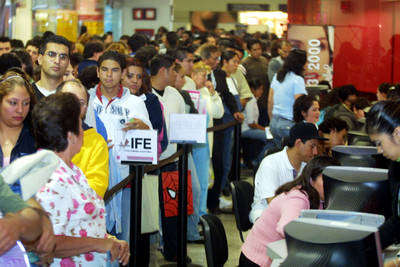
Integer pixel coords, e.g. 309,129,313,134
33,35,71,100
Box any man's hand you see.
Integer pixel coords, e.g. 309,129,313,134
233,112,244,123
0,215,23,255
123,118,150,131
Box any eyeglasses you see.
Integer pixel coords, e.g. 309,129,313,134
45,51,69,61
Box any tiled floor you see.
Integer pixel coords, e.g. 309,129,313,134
153,170,254,267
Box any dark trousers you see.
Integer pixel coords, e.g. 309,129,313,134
159,162,179,260
136,233,150,266
239,252,260,267
208,129,225,211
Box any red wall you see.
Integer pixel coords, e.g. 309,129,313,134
288,0,400,93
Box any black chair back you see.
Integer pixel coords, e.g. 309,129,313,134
230,180,254,242
200,214,228,267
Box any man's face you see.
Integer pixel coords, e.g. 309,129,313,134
97,59,122,91
298,139,319,162
179,53,194,76
38,42,70,80
0,41,11,56
279,43,292,59
26,45,39,63
250,43,262,59
204,51,220,70
166,63,177,87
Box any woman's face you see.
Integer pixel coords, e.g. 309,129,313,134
122,66,143,95
223,55,240,75
311,173,324,201
71,119,84,156
302,101,320,124
370,130,400,161
63,64,75,81
61,83,88,120
0,85,30,128
175,68,186,90
191,71,207,89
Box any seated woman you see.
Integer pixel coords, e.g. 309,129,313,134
293,94,320,125
32,93,129,266
239,156,340,267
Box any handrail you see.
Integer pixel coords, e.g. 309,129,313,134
103,119,240,201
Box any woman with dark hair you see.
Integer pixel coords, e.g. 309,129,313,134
33,93,130,266
293,94,320,125
208,50,244,213
268,49,308,145
365,100,400,267
240,156,340,267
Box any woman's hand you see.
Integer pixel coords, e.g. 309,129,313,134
96,238,130,266
123,118,150,131
205,81,216,96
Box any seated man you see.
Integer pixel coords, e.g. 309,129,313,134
318,117,349,156
250,122,324,223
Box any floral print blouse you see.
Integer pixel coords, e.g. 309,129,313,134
36,157,107,267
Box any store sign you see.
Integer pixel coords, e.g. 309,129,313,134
227,4,269,11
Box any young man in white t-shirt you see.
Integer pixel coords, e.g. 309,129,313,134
250,122,326,223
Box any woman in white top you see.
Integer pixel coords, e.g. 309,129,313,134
33,93,130,267
268,49,308,146
191,61,224,216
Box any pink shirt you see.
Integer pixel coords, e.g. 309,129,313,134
241,189,315,267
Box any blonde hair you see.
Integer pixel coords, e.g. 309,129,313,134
192,61,211,74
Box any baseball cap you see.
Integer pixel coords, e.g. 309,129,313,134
289,122,328,143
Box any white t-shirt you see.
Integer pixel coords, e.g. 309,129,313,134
226,76,239,95
35,84,56,97
152,86,186,160
250,147,306,223
242,96,259,132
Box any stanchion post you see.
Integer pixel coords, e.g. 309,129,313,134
177,144,189,266
233,123,241,181
129,164,144,267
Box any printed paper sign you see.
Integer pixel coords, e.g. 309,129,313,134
186,90,201,110
0,241,30,266
115,129,158,164
169,114,207,144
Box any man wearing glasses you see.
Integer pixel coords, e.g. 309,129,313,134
33,35,70,100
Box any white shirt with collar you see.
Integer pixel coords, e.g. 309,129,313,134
250,146,306,223
152,86,186,160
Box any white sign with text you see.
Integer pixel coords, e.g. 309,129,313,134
115,129,158,164
169,113,207,144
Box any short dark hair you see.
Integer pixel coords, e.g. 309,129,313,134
378,82,392,95
134,45,157,69
11,39,24,48
366,100,400,135
247,78,264,90
83,41,104,59
39,35,71,55
127,33,148,53
149,54,174,76
166,31,179,49
0,53,22,75
98,50,126,70
319,117,349,134
26,37,42,49
247,38,262,50
353,97,370,110
70,52,83,68
220,50,237,67
199,44,219,60
175,46,195,62
12,49,33,77
337,84,357,102
0,36,10,43
293,95,318,123
78,65,99,89
32,93,81,152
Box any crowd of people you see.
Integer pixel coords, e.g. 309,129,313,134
0,25,400,267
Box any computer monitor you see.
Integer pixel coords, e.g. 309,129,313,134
300,210,385,228
281,218,383,267
322,166,392,219
331,145,389,169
